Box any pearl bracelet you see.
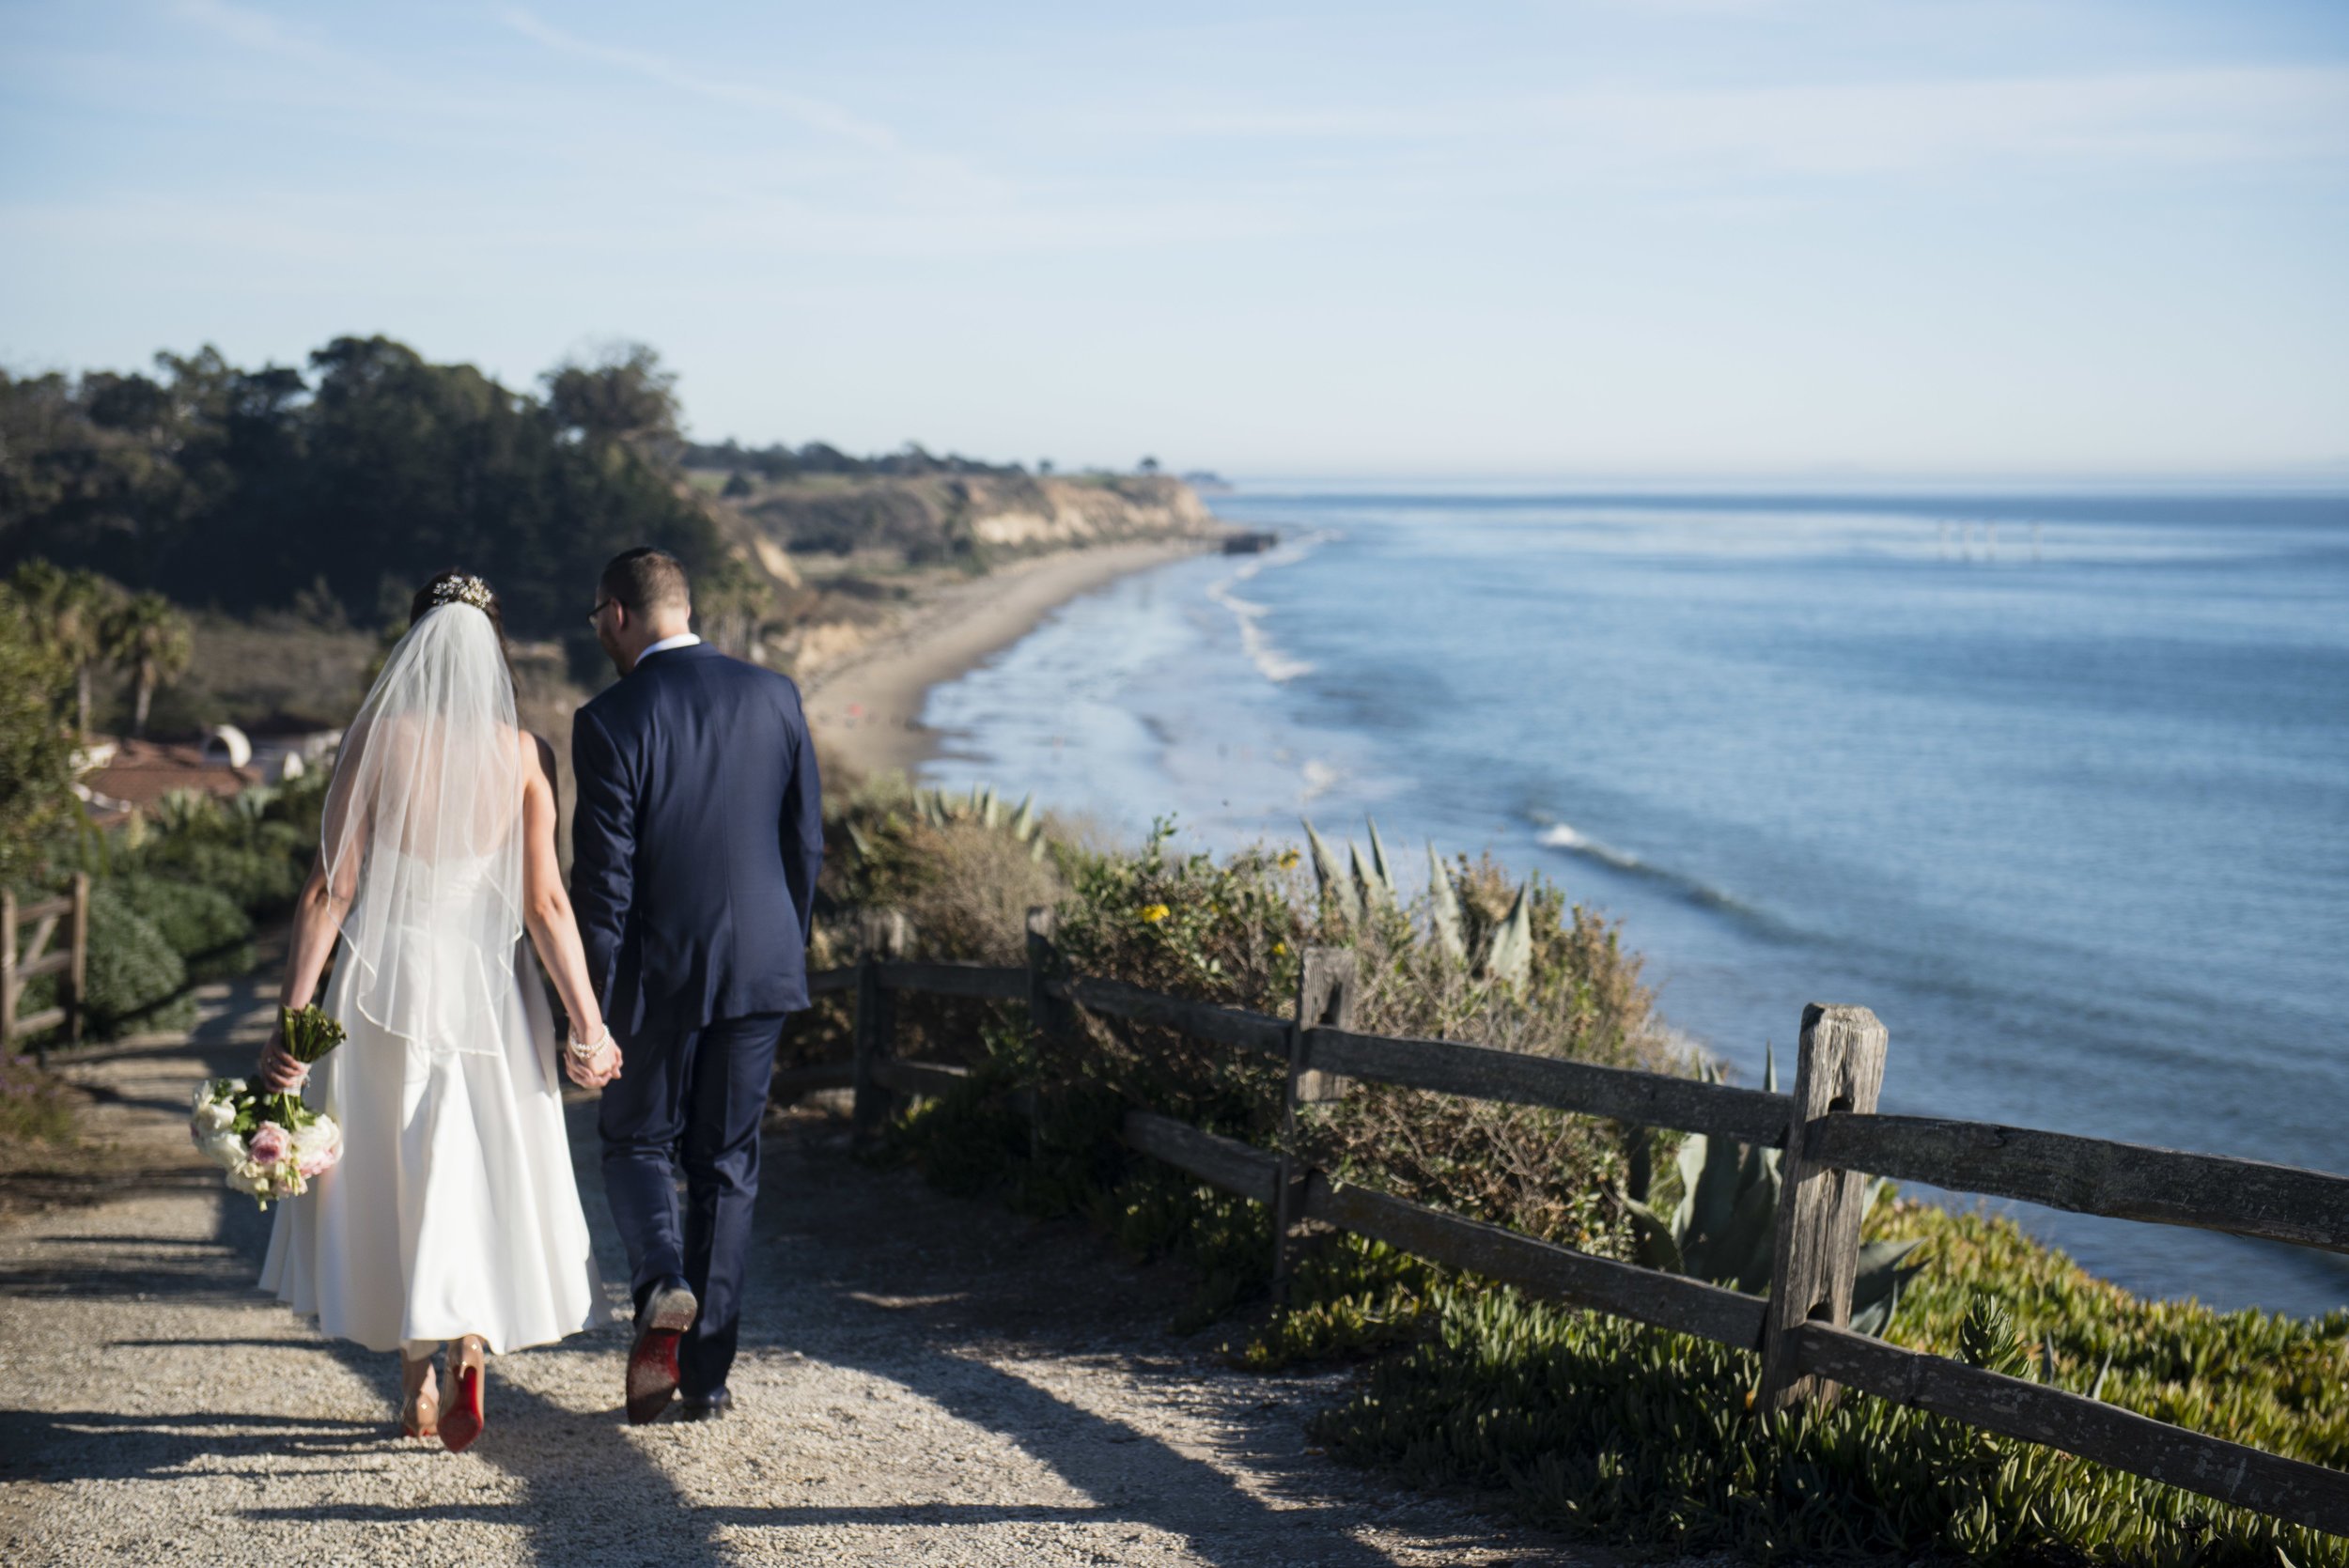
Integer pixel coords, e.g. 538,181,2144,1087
566,1024,613,1062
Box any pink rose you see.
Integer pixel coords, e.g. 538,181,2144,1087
247,1122,291,1166
293,1119,342,1178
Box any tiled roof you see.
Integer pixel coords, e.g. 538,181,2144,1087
81,738,258,809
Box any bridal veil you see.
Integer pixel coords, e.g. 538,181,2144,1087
319,600,526,1062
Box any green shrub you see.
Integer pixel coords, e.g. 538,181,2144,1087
76,883,195,1037
101,778,321,920
1039,825,1670,1250
111,874,254,981
808,773,1068,1069
132,833,305,916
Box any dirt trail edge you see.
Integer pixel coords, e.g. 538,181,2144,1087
0,970,1626,1568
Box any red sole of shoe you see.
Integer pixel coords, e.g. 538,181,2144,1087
625,1328,682,1424
440,1367,484,1453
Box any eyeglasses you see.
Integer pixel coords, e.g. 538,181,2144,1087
585,598,614,627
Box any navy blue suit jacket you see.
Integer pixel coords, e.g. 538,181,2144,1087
570,642,824,1035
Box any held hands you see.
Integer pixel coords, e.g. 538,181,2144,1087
564,1023,623,1091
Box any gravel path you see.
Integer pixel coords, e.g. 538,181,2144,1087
0,970,1615,1567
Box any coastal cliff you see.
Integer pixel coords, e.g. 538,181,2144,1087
689,468,1226,678
710,471,1221,562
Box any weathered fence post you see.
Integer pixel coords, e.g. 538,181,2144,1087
65,872,88,1054
1272,946,1359,1302
1,888,17,1062
1024,906,1072,1048
1020,906,1069,1141
1759,1002,1890,1414
850,909,910,1143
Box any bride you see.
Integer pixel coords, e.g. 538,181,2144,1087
257,570,621,1452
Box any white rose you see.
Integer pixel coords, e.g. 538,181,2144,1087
194,1098,239,1135
201,1129,247,1170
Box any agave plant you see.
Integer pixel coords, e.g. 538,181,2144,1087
911,784,1048,860
1301,816,1533,988
151,787,226,838
1301,819,1361,924
1620,1045,1923,1336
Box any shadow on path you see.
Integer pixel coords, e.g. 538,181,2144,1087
8,1032,1532,1567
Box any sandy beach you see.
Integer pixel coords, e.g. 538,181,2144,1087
801,538,1214,780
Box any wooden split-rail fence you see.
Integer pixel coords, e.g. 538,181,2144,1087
772,907,2349,1537
2,873,89,1067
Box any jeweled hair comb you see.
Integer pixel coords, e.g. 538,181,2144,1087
428,574,495,613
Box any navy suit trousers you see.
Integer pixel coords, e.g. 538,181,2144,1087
599,1013,785,1398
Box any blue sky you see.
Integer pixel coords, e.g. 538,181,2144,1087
4,0,2346,478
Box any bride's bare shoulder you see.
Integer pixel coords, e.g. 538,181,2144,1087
515,728,558,786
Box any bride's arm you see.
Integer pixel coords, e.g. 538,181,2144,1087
520,733,617,1087
256,841,358,1091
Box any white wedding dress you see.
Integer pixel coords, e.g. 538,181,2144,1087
259,603,599,1355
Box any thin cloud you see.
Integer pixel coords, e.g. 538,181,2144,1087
166,0,345,67
1539,68,2349,176
498,8,899,151
1122,66,2349,178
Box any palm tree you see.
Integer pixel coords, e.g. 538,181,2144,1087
8,561,117,738
104,592,194,738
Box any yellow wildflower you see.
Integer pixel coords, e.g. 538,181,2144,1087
1141,903,1171,924
1277,848,1300,870
1272,940,1289,956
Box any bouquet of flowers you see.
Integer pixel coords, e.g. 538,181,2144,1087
189,1003,349,1208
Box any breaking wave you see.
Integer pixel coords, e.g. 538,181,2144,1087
1206,530,1334,684
1535,822,1750,915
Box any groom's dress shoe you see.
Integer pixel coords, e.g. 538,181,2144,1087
677,1388,732,1422
627,1278,698,1424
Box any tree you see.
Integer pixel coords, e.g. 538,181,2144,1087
1,335,726,641
0,590,76,881
8,560,119,738
104,591,193,737
1037,458,1054,476
722,470,754,499
1137,456,1160,475
694,554,773,660
543,342,679,447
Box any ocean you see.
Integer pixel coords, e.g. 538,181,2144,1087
917,487,2349,1318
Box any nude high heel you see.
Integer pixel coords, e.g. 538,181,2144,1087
439,1335,488,1453
398,1350,440,1440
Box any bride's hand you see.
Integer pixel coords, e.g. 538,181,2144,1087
257,1028,308,1093
564,1031,621,1091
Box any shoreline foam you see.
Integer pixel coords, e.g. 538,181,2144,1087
801,538,1216,780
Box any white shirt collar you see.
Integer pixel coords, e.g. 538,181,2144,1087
640,631,702,660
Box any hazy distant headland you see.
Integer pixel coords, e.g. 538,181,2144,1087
678,438,1224,678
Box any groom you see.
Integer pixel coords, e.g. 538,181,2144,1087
572,547,824,1423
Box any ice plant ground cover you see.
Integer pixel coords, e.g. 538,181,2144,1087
186,1003,347,1207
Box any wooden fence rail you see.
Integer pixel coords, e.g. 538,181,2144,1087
1,873,89,1067
799,907,2349,1536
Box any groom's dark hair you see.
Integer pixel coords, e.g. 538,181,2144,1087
600,547,692,615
